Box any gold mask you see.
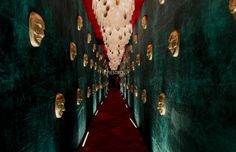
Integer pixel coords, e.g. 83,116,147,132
133,34,138,44
87,32,92,44
92,44,96,52
136,53,140,66
90,59,94,69
77,89,83,105
131,61,135,71
129,44,133,53
229,0,236,19
141,89,147,104
87,87,91,98
168,30,180,57
83,53,88,67
134,86,138,97
94,62,98,70
55,93,65,118
157,93,166,115
96,51,99,58
70,42,77,61
99,54,103,61
141,15,147,30
77,16,83,31
29,12,45,47
159,0,165,5
146,43,153,61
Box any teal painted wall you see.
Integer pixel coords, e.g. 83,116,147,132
121,0,236,151
0,0,108,152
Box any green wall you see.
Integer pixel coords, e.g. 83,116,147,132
0,0,108,152
121,0,236,151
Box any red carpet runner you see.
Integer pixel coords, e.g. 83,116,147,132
79,88,149,152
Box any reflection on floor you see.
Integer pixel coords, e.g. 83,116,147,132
79,88,149,152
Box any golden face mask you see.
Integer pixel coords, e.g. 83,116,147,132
141,89,147,104
133,34,138,44
136,53,140,66
134,86,138,97
70,42,77,61
29,12,45,47
94,62,98,70
129,44,133,53
96,51,99,58
146,43,153,61
168,30,180,57
98,66,102,73
55,93,65,118
92,44,96,52
126,84,129,90
77,16,83,31
87,32,92,44
90,59,94,69
99,54,103,61
131,61,135,71
77,89,82,105
83,53,88,67
157,93,166,115
229,0,236,19
141,15,147,30
87,87,91,98
159,0,165,5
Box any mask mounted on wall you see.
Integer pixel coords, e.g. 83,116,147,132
229,0,236,19
131,61,135,71
70,42,77,61
77,16,83,31
90,59,94,69
134,86,138,97
133,34,138,44
87,32,92,44
92,44,97,52
83,53,88,67
87,87,91,98
159,0,165,5
129,44,133,53
157,93,166,115
126,84,130,90
29,12,45,47
55,93,65,118
141,89,147,104
146,43,153,61
94,62,98,70
96,51,99,58
168,30,180,57
141,15,147,30
99,54,104,61
77,89,83,105
136,53,141,66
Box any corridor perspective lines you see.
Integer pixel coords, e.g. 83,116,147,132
79,89,149,152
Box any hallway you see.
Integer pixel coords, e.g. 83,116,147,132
79,89,149,152
1,0,236,152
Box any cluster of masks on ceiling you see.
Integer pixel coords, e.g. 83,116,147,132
92,0,135,70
